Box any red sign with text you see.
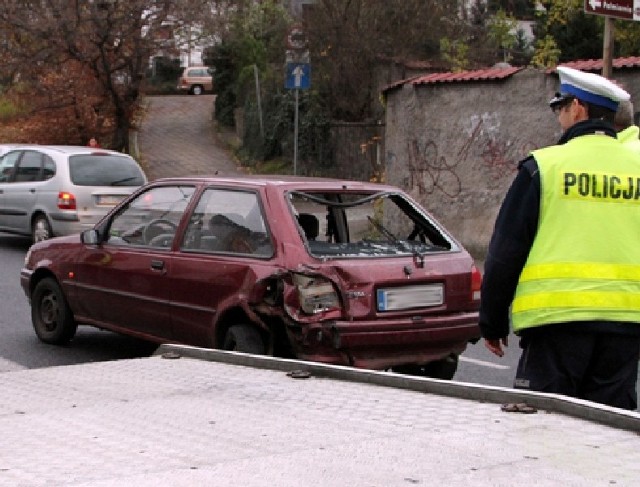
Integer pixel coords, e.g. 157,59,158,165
584,0,640,20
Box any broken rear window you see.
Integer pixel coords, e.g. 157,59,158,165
288,190,457,258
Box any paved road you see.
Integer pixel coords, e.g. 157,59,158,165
137,95,240,180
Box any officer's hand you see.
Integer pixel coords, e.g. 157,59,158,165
484,337,508,357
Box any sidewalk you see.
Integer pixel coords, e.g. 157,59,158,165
136,95,241,181
0,345,637,487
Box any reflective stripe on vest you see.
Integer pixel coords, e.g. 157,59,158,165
511,135,640,332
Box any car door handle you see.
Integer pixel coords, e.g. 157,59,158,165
150,260,165,272
30,188,36,193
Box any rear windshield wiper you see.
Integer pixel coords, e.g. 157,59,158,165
110,176,138,186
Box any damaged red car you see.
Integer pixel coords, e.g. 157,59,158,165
20,176,481,379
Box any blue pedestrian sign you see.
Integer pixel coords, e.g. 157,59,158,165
285,62,311,90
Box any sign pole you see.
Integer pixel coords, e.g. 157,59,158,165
285,25,309,176
293,88,299,176
602,17,614,78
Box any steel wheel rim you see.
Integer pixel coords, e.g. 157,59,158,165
40,292,59,331
34,219,50,242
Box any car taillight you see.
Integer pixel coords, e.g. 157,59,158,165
471,264,482,301
57,191,77,210
293,273,341,314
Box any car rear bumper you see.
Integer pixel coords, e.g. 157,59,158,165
289,311,481,370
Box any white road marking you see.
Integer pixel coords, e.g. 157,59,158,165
459,356,510,370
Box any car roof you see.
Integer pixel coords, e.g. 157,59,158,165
0,143,38,151
149,175,401,192
0,144,132,157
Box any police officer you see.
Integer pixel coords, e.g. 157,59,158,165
479,66,640,410
614,99,640,154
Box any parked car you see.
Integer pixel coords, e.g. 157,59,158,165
176,66,213,95
0,145,147,243
20,176,481,379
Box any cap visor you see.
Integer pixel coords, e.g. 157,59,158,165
549,92,570,108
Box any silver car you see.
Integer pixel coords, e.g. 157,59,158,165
0,145,147,242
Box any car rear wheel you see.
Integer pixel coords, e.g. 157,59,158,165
32,214,53,243
392,354,459,380
191,85,204,95
422,354,459,380
31,278,78,345
222,324,265,354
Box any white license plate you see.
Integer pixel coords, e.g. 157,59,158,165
377,284,444,311
96,195,125,206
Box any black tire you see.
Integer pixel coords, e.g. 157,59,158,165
222,324,265,354
421,354,459,380
32,214,53,243
392,354,459,380
31,278,78,345
191,85,204,95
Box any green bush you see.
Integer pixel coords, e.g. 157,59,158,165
0,97,25,122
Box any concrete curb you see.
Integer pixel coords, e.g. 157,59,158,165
155,343,640,433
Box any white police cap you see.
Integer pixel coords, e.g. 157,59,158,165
549,66,630,112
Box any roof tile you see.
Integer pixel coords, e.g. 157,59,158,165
411,67,524,85
551,56,640,73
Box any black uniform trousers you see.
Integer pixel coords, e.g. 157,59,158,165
514,323,640,410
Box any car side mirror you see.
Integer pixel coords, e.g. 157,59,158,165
81,229,100,245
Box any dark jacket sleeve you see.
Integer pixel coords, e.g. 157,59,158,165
479,157,540,339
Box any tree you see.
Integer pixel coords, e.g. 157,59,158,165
203,0,291,128
487,9,518,63
0,0,203,150
305,0,468,121
440,38,470,72
533,0,640,63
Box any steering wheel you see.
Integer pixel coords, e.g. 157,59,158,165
143,218,178,244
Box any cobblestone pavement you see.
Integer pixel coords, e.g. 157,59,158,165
137,95,240,181
0,351,638,487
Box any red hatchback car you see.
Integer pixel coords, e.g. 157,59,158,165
21,176,481,379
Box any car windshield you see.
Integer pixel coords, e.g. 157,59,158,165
69,154,145,186
288,190,456,258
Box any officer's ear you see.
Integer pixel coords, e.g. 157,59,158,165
571,99,589,122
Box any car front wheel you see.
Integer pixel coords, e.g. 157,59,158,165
191,85,204,95
222,324,265,354
31,278,78,345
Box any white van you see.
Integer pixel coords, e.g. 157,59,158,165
0,145,147,242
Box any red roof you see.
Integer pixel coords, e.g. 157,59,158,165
382,66,524,93
550,56,640,73
382,57,640,94
412,66,524,85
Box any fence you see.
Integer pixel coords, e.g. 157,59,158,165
296,121,385,182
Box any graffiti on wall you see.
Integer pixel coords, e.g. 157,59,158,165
406,139,462,197
403,112,536,197
459,113,536,178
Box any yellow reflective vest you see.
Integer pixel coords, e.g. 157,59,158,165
618,125,640,155
511,134,640,332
